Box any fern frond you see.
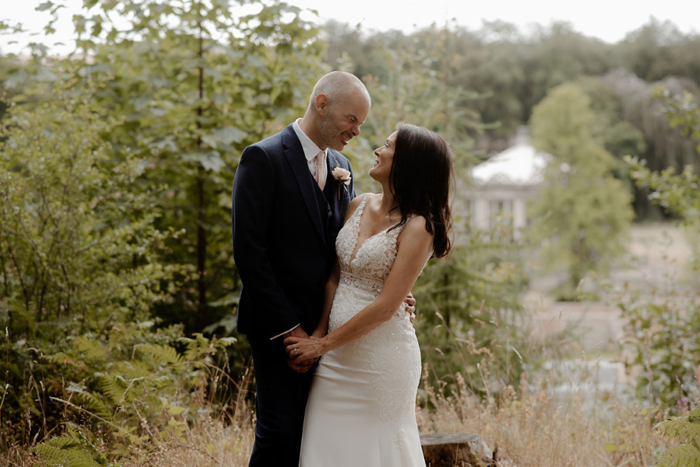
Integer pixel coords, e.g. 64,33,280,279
74,392,112,421
178,334,235,362
180,333,210,361
34,434,101,467
657,407,700,443
125,361,153,379
98,373,126,405
136,343,183,365
153,375,176,390
46,352,84,367
658,444,700,467
657,406,700,467
74,336,108,362
215,337,237,347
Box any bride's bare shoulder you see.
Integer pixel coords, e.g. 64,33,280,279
404,215,431,235
397,215,433,250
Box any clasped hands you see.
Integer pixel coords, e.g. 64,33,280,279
282,294,416,373
283,327,319,373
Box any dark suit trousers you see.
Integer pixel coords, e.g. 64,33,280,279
247,333,315,467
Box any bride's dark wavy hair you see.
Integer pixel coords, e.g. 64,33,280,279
388,123,454,258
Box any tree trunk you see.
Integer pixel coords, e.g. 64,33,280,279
421,433,497,467
196,12,208,328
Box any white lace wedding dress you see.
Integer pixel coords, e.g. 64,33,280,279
299,196,426,467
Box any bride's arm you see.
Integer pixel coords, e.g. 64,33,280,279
286,215,433,361
311,259,339,338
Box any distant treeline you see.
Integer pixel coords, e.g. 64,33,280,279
322,18,700,218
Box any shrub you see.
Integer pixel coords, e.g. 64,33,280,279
32,323,236,465
0,88,180,445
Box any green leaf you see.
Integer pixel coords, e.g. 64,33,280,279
603,443,617,452
181,151,225,173
131,96,152,111
202,315,236,334
136,343,183,365
36,1,54,12
212,127,247,145
209,292,239,307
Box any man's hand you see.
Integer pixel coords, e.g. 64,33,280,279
404,293,416,324
285,335,331,364
283,326,308,340
284,327,314,372
287,358,316,373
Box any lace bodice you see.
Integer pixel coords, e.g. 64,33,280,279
335,195,406,294
328,193,416,341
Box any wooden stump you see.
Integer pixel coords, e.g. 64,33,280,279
420,433,497,467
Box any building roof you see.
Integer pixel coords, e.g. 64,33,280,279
470,142,550,187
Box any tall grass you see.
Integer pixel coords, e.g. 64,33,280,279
0,325,679,467
416,370,667,466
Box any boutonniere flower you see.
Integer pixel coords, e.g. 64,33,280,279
331,163,352,200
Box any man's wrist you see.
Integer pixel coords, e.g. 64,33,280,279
271,324,300,341
285,326,308,339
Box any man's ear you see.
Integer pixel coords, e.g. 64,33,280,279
315,94,330,114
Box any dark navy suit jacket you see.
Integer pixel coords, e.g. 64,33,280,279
232,124,355,339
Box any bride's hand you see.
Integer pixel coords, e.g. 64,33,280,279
284,336,323,362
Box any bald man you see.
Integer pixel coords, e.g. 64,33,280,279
232,72,371,466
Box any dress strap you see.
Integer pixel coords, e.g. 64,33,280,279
387,214,414,237
351,194,370,223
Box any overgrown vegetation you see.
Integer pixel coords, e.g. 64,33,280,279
413,224,531,396
618,88,700,466
0,88,180,446
32,325,237,466
2,0,700,465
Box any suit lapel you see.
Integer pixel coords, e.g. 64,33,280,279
282,126,326,246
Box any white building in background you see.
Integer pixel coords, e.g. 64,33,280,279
462,127,550,239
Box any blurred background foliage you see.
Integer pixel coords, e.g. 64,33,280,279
1,0,700,464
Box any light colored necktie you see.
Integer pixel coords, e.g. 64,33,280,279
315,151,327,190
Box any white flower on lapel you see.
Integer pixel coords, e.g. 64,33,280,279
331,163,351,200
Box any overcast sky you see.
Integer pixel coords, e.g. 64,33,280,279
2,0,699,55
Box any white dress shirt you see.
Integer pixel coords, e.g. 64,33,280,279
293,118,328,181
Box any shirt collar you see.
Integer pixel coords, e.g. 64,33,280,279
293,119,327,163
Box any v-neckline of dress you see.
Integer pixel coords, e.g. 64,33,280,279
348,195,395,268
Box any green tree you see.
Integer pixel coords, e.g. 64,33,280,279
527,83,634,296
617,18,700,85
0,87,177,445
35,0,326,333
325,19,616,144
619,89,700,407
602,69,699,218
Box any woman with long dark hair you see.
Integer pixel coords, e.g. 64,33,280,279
285,123,454,466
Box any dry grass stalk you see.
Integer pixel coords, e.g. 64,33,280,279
416,369,669,467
